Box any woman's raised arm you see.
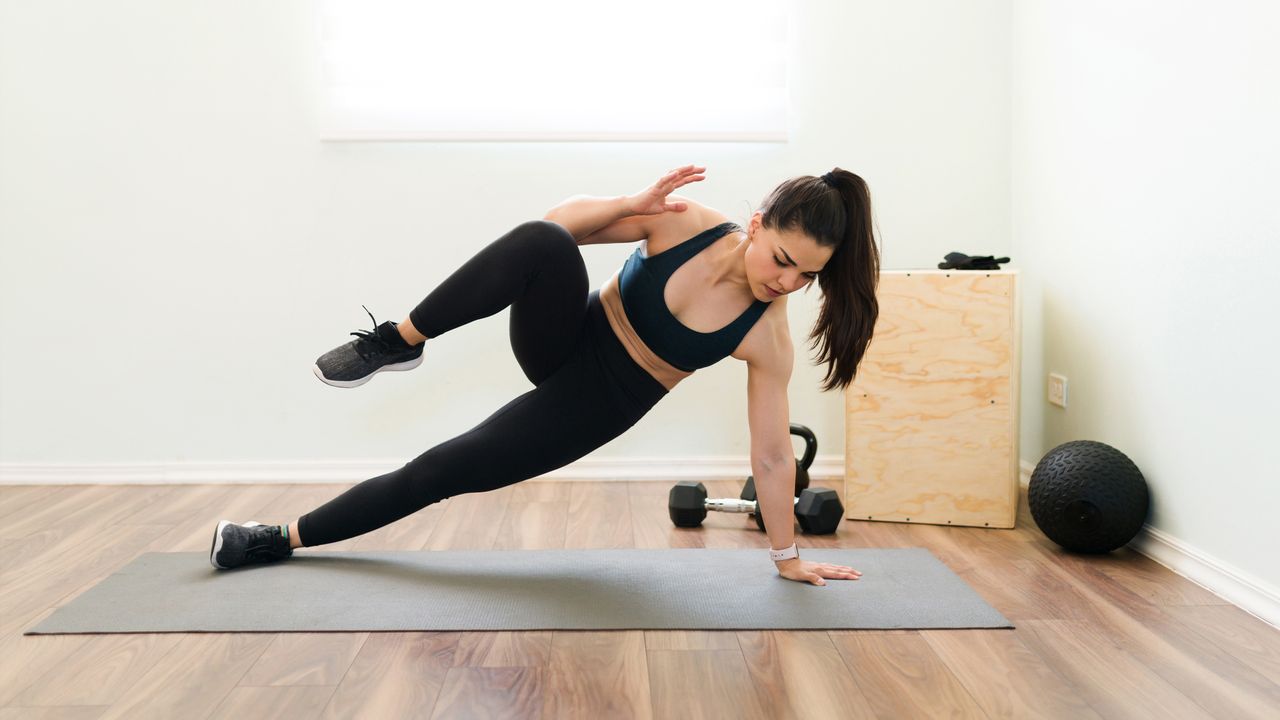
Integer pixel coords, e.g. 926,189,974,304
544,195,634,242
544,165,705,243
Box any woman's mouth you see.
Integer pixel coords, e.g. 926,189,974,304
765,286,782,298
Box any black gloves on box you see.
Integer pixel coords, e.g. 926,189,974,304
938,252,1010,270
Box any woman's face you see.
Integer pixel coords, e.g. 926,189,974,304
743,213,833,302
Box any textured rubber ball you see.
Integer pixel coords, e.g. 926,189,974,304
1028,441,1150,553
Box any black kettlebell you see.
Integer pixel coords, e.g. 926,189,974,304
741,423,817,502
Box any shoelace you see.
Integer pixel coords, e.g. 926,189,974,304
349,305,394,362
243,544,289,563
242,527,289,562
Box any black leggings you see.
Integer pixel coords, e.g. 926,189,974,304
297,220,669,547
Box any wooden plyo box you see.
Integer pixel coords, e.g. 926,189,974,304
844,270,1020,528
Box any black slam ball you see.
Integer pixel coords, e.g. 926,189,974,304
1028,441,1150,553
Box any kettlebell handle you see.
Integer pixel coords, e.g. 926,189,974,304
789,423,817,471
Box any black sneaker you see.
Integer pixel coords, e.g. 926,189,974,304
210,521,293,570
313,306,424,388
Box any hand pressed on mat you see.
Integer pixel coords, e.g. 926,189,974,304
776,558,862,586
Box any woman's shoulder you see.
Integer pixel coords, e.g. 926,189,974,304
730,294,791,366
643,197,736,255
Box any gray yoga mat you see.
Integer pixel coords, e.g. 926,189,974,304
26,547,1011,634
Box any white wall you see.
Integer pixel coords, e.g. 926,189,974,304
0,1,1011,467
1012,0,1280,592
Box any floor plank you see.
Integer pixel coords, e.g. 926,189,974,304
0,707,108,720
0,526,171,637
542,631,652,719
422,487,515,551
736,630,875,720
493,501,567,550
828,630,988,719
644,631,740,651
207,686,337,720
1034,551,1280,719
8,633,183,708
238,632,369,687
0,486,74,525
452,632,554,668
0,617,91,707
429,666,545,720
319,632,458,719
646,649,770,719
96,633,275,720
923,629,1102,718
1093,553,1231,606
1161,604,1280,687
1017,619,1217,719
565,482,634,549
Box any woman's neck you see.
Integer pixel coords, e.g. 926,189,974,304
708,230,752,293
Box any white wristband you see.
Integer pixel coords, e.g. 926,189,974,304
769,543,799,562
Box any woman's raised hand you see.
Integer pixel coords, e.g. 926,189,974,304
625,165,706,216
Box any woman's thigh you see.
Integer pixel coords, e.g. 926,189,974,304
508,221,589,386
408,220,588,387
402,346,651,506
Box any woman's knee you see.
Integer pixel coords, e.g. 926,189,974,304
513,219,577,256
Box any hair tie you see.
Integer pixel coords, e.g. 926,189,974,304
820,171,838,187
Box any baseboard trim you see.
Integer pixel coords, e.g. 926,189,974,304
1021,459,1278,629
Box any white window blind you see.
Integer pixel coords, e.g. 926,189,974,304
318,0,789,141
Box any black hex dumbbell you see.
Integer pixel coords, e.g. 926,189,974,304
667,481,844,535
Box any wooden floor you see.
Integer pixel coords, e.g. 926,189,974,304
0,479,1277,720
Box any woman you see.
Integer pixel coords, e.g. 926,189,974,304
211,165,879,586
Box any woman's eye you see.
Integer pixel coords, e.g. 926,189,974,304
778,254,819,278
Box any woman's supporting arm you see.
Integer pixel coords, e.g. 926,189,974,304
751,457,799,555
746,346,800,560
746,346,864,585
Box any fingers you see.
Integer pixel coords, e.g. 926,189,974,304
816,564,862,581
660,165,706,193
665,164,705,179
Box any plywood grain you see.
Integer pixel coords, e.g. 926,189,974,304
846,271,1020,528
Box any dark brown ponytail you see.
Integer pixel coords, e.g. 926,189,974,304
757,168,880,392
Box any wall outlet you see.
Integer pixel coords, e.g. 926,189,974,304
1048,373,1068,408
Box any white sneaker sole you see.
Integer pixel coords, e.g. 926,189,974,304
210,520,264,570
312,354,424,388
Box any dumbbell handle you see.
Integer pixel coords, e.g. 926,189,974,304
705,497,799,514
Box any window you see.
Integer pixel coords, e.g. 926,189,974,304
319,0,789,141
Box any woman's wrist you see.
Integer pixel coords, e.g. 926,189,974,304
595,194,636,229
774,558,802,573
769,542,799,563
617,193,642,217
